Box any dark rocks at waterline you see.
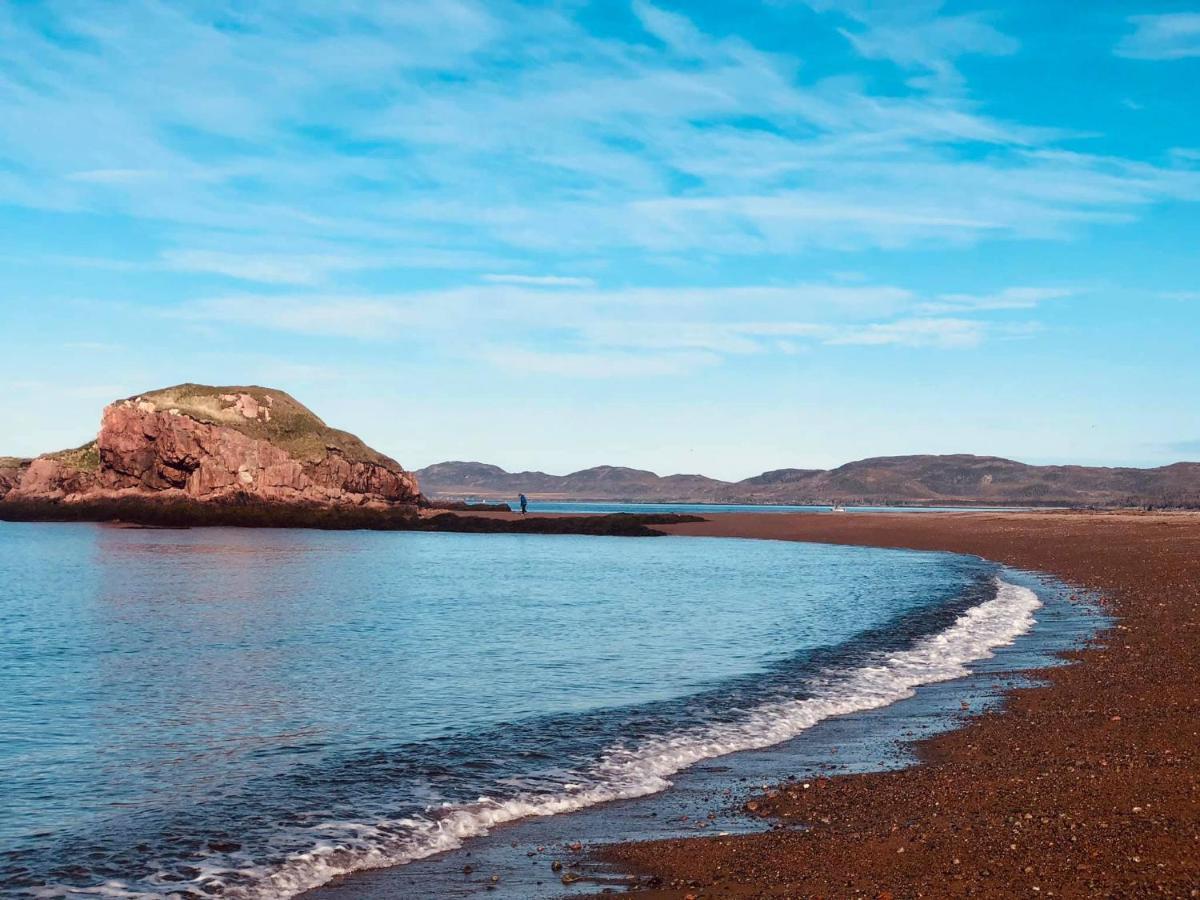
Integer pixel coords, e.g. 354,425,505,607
0,496,703,536
422,499,514,513
0,496,423,530
418,512,704,536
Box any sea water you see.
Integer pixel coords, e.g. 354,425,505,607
1,522,1042,898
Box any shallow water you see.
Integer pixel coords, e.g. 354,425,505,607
1,523,1034,898
315,566,1102,900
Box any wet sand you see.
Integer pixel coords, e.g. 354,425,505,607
595,510,1200,898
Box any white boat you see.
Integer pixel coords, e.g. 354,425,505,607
830,502,847,513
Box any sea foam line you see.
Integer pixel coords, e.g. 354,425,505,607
72,578,1041,900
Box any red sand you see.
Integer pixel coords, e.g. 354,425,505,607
594,511,1200,898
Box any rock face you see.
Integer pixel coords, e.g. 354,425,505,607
2,384,420,508
15,455,97,497
0,458,30,498
1,445,98,501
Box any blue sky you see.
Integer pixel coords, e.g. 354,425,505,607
2,1,1199,479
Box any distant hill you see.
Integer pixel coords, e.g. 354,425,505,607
415,455,1200,508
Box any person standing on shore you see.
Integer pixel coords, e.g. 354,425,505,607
519,493,528,515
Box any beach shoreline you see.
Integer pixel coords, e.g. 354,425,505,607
590,509,1200,897
18,507,1188,898
304,544,1100,900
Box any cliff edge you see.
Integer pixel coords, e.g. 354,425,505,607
1,384,421,508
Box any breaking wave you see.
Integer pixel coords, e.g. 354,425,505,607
83,577,1040,900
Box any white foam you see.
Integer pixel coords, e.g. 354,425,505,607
69,578,1041,899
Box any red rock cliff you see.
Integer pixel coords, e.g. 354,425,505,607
0,458,30,497
2,384,420,507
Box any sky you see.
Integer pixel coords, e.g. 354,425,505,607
1,1,1199,480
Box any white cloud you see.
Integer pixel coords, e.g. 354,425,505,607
1116,14,1200,60
66,168,163,183
803,1,1018,91
828,317,986,348
0,0,1194,266
485,347,722,378
175,277,1052,375
482,274,597,288
632,1,710,57
580,320,830,355
184,295,419,339
162,250,360,286
921,286,1075,313
180,281,917,341
61,341,121,352
161,247,503,284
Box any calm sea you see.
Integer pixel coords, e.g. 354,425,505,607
1,522,1041,898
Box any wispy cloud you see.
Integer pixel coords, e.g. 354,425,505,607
920,286,1075,313
826,316,986,349
805,0,1019,91
66,168,163,183
1116,14,1200,60
485,347,723,378
1,0,1196,271
61,341,121,352
160,247,504,284
179,281,918,338
482,274,597,288
2,3,1197,474
183,295,420,340
162,250,365,286
174,277,1055,374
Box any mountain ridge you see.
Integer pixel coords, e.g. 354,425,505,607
416,455,1200,508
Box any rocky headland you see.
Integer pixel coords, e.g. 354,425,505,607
2,384,421,508
0,385,696,536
